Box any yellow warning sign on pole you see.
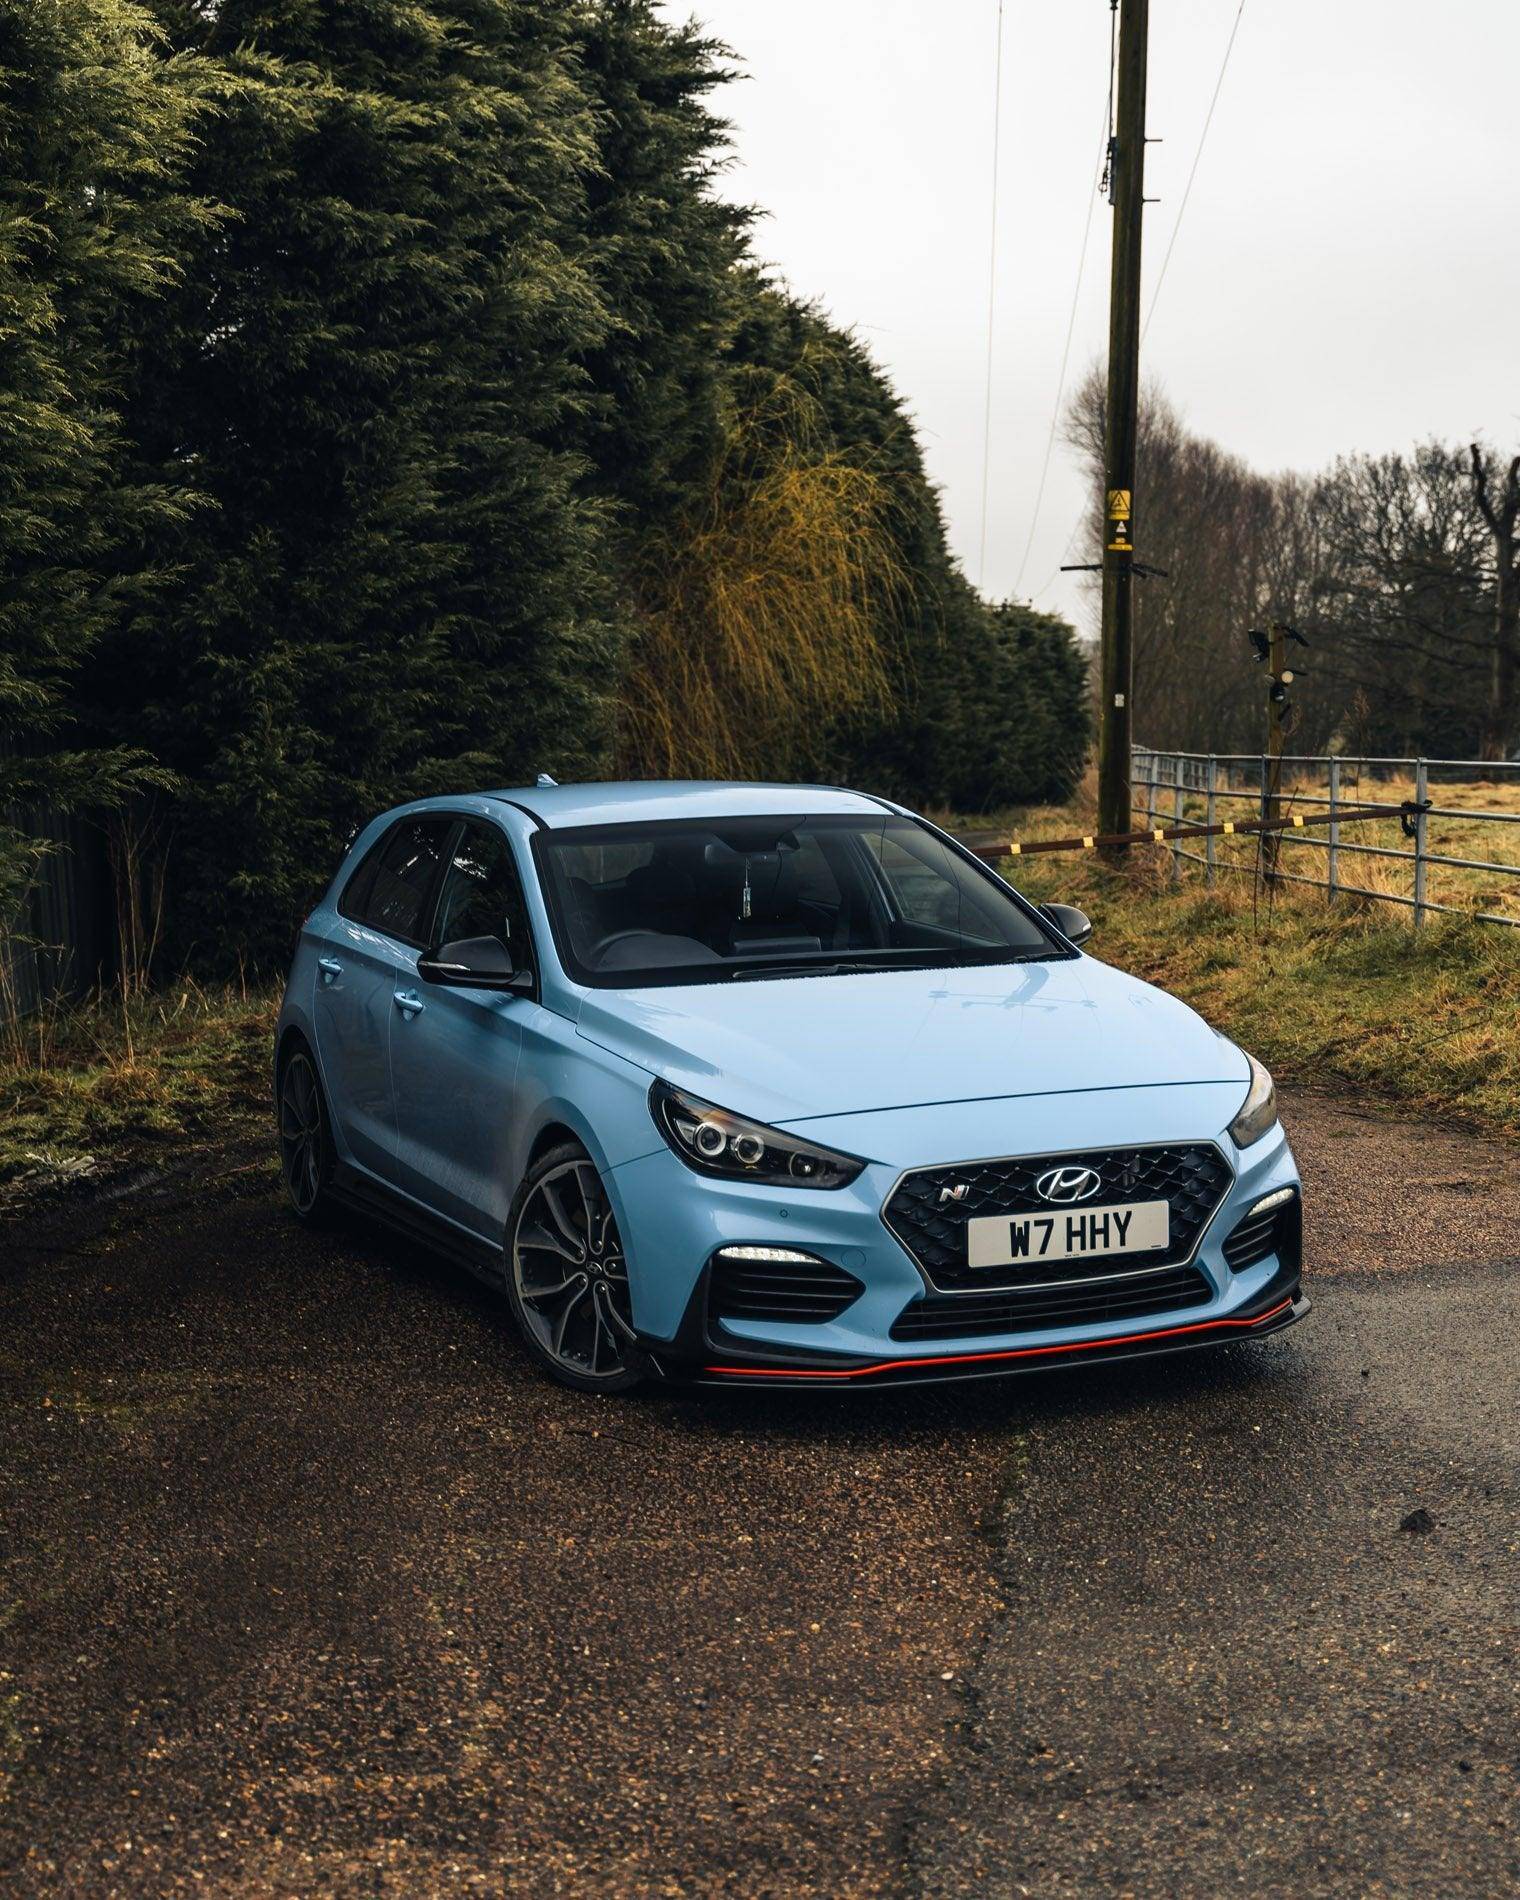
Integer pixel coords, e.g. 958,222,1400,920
1106,488,1133,555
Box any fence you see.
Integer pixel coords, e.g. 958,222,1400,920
1131,748,1520,930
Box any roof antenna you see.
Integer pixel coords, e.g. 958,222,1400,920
535,772,558,788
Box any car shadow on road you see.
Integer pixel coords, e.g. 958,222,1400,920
343,1198,1301,1458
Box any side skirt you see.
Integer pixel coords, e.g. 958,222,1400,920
329,1161,507,1290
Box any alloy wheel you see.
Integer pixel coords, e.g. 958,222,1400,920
512,1158,636,1383
278,1051,325,1216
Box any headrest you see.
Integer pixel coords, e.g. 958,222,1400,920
625,858,697,919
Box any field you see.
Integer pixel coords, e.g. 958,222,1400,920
1130,758,1520,924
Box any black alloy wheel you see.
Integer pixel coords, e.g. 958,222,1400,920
507,1142,642,1392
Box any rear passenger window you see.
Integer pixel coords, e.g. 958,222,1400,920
340,817,453,944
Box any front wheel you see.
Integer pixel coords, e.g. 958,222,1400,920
505,1143,643,1393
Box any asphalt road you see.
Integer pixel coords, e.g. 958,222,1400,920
1,1090,1516,1897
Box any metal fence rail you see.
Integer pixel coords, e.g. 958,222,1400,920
1131,748,1520,929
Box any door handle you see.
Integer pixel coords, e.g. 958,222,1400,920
317,957,343,982
394,989,425,1018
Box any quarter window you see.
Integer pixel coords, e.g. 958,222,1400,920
866,829,1003,936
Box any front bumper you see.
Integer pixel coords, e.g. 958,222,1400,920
605,1084,1305,1388
684,1273,1308,1387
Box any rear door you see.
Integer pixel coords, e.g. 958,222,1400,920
310,814,453,1181
388,816,531,1239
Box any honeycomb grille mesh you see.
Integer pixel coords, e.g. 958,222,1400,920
883,1144,1233,1291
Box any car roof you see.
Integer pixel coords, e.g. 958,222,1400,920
483,780,898,830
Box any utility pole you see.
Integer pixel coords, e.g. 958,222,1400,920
1248,619,1309,883
1097,0,1150,855
1262,620,1287,882
1470,445,1520,762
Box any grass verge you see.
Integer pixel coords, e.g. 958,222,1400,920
964,795,1520,1137
0,982,277,1198
4,793,1517,1197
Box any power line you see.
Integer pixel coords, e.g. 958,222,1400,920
1142,0,1248,342
1030,506,1093,604
976,0,1006,588
1012,108,1110,596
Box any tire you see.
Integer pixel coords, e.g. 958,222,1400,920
276,1040,338,1225
505,1141,643,1393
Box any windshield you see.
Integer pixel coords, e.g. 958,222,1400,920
534,813,1065,989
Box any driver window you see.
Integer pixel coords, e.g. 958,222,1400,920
432,823,532,966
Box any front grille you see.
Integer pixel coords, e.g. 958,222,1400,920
890,1265,1212,1341
1222,1191,1302,1274
709,1252,864,1326
883,1143,1233,1290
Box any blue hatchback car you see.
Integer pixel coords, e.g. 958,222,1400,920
275,781,1306,1392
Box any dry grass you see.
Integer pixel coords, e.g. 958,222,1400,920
619,363,906,779
1127,763,1520,924
965,773,1520,1136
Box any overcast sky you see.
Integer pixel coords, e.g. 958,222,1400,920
670,0,1520,634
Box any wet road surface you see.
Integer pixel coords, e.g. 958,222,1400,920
1,1091,1516,1896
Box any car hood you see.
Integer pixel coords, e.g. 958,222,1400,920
574,957,1247,1127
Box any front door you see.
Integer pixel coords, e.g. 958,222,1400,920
388,817,531,1240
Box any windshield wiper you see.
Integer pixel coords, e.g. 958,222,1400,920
727,958,864,981
724,948,1051,980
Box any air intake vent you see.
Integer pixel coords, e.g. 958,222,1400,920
709,1248,864,1326
1222,1190,1302,1274
890,1265,1212,1342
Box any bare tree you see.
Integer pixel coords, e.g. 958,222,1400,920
1470,444,1520,760
1061,366,1504,758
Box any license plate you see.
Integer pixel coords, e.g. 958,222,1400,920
966,1198,1170,1269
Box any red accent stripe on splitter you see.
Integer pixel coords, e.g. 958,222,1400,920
704,1298,1297,1380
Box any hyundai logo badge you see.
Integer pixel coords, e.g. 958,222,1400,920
1034,1165,1103,1205
938,1183,970,1205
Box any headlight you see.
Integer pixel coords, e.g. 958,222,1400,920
1227,1051,1278,1148
650,1081,865,1189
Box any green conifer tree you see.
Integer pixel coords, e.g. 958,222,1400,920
571,0,750,535
0,0,210,925
101,0,620,965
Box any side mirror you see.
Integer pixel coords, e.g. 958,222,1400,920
417,935,532,992
1039,902,1094,948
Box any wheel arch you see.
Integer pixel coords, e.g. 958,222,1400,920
527,1119,583,1171
274,1021,314,1083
